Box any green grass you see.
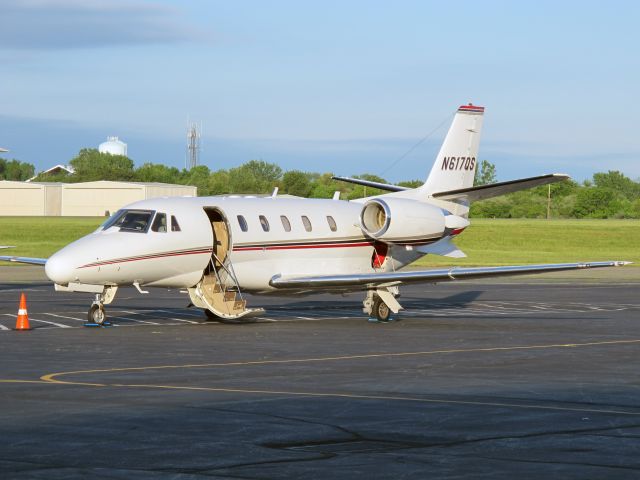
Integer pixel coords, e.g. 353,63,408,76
0,217,637,267
0,217,104,261
414,219,639,267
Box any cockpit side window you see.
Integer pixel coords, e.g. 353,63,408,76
151,212,167,232
108,209,155,233
171,215,181,232
100,210,126,231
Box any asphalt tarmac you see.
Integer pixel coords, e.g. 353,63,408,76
1,271,639,479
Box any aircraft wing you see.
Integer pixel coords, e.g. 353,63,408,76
432,174,569,202
0,246,47,266
270,261,629,289
0,255,47,266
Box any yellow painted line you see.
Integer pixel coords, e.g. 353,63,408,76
40,338,640,384
0,379,50,384
20,379,640,417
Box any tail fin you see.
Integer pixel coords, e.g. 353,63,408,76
419,104,484,196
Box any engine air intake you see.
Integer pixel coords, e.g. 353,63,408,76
360,200,391,237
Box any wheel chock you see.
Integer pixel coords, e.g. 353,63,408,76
367,316,397,324
83,321,113,328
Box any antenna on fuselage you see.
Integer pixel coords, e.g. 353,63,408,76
271,187,279,198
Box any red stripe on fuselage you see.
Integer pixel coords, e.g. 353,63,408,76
78,248,213,269
233,242,372,252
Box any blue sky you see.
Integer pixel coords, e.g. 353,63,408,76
1,0,639,182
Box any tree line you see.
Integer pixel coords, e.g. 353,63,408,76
7,148,640,219
0,158,35,181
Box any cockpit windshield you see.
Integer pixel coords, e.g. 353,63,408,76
101,209,155,233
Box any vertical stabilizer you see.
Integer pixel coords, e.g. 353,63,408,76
419,104,484,195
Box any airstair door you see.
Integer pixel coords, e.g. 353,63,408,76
188,208,262,320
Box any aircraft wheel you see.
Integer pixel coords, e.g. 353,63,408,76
372,296,392,322
88,303,106,325
203,309,219,321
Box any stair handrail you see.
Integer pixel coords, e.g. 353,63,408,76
211,251,244,301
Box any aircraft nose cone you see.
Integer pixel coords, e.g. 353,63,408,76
45,252,75,285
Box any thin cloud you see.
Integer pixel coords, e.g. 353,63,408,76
0,0,204,50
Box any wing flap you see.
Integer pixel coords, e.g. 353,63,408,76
432,174,569,202
270,261,630,289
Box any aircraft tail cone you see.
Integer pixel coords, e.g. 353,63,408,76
14,293,32,331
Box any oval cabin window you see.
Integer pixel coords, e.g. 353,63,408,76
280,215,291,232
259,215,270,232
237,215,248,232
301,215,312,232
326,215,337,232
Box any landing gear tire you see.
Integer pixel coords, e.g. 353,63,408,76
372,296,392,323
88,303,106,325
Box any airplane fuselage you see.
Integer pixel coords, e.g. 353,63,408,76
44,195,431,293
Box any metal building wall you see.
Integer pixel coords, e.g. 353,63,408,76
0,181,198,216
144,184,197,199
61,181,145,216
0,181,46,216
44,184,62,216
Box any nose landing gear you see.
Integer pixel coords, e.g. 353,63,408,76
88,300,109,326
85,289,117,327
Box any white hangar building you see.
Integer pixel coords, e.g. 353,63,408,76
0,181,197,216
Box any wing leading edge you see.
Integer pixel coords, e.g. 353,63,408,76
0,256,47,266
0,246,47,266
270,261,630,289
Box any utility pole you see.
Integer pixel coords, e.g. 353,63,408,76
547,184,551,219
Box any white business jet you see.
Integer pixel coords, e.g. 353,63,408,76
0,105,629,324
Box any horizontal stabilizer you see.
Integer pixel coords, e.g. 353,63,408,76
270,261,630,289
432,173,569,202
331,176,408,192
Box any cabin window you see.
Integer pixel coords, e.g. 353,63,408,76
171,215,181,232
326,215,337,232
259,215,270,232
237,215,248,232
151,212,167,232
280,215,291,232
103,209,154,233
301,215,312,232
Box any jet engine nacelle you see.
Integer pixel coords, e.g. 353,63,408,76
359,198,469,244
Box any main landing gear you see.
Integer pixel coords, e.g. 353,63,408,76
363,288,402,323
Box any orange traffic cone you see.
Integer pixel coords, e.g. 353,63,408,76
15,293,31,331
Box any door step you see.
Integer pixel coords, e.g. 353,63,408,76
189,272,255,320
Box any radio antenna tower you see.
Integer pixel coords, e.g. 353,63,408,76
186,121,201,170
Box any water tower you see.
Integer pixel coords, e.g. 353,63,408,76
99,136,127,156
